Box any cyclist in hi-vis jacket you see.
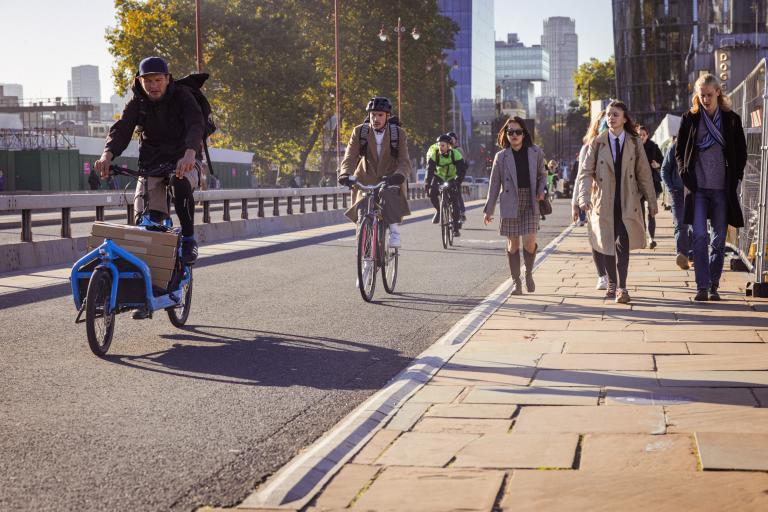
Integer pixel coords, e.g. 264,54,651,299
426,134,467,236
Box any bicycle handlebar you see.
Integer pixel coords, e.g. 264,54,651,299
109,163,176,179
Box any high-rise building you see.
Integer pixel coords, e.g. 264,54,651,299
70,65,101,104
541,17,578,101
496,33,549,117
0,83,23,102
613,0,768,129
438,0,496,150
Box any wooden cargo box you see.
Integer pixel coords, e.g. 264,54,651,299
89,222,179,289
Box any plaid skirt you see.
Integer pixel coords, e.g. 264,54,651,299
500,187,539,237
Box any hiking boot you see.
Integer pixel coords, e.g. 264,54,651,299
709,287,721,301
694,288,709,302
615,288,631,304
605,283,617,300
180,238,198,265
432,212,440,224
676,253,690,270
131,308,150,320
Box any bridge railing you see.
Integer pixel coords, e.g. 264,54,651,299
0,183,483,242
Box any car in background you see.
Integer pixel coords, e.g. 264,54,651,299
463,176,475,184
416,168,426,183
475,177,489,185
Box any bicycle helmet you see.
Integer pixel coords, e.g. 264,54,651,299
437,134,453,144
447,132,458,140
366,96,393,113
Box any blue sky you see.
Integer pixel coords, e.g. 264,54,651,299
0,1,615,102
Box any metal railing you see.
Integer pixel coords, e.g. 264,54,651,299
0,182,479,243
729,59,768,285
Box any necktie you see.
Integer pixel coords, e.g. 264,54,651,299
375,129,384,134
614,137,621,169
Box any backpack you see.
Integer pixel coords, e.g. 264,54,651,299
359,115,401,159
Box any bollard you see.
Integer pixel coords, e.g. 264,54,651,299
342,193,347,208
96,205,105,222
61,208,72,238
287,196,293,215
241,198,249,219
203,201,211,223
323,194,328,211
312,195,318,212
273,197,280,216
300,195,306,213
333,193,338,209
223,199,230,221
126,204,134,225
21,209,32,242
258,197,265,217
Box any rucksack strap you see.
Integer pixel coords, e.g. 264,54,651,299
359,121,370,159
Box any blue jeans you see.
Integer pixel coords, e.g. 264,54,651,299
669,188,692,257
692,188,728,290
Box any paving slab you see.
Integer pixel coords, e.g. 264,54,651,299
459,339,564,355
385,402,430,431
656,354,768,371
412,417,512,435
374,432,479,466
351,430,402,465
430,363,535,386
564,341,688,354
579,434,698,472
605,387,758,407
501,469,768,511
407,385,464,404
531,369,658,388
312,464,380,510
513,406,666,434
755,388,768,406
658,370,768,387
666,404,768,434
687,342,768,354
533,330,645,343
538,353,655,370
463,385,599,406
645,330,763,342
352,467,504,512
696,432,768,471
566,320,640,331
425,403,518,419
453,433,579,469
481,318,571,331
449,352,540,367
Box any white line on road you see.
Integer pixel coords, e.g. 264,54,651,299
240,222,576,510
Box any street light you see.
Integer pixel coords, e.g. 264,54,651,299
333,0,342,175
378,17,420,121
426,55,458,133
195,0,203,72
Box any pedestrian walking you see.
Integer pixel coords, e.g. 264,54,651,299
573,110,610,290
638,125,664,249
484,117,547,295
675,73,747,302
577,101,657,304
661,136,693,269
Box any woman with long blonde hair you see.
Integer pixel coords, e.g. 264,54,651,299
674,74,746,301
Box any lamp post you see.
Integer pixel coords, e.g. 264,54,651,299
334,0,342,173
195,0,203,72
378,17,420,121
427,56,457,133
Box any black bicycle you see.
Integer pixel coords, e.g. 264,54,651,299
347,178,400,302
438,181,457,249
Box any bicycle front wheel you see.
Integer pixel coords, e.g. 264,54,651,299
167,267,193,327
440,195,451,249
382,226,398,294
85,267,116,357
357,217,377,302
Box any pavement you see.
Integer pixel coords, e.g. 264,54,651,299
221,210,768,512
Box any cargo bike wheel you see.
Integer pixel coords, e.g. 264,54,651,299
85,267,116,357
167,267,193,327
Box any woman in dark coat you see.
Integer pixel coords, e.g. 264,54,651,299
675,73,747,302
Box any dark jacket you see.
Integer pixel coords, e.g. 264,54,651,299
105,77,204,169
643,139,664,195
661,142,682,191
674,108,746,228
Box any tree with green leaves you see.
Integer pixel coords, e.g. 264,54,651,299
573,56,616,114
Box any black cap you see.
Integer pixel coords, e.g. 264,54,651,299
137,57,169,77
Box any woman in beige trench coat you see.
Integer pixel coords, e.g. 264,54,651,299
577,101,657,304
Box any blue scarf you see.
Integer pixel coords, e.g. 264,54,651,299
697,107,725,151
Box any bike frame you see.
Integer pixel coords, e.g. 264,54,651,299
71,240,191,315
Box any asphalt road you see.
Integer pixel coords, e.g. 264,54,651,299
0,199,572,511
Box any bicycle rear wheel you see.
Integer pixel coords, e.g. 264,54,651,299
440,195,451,249
381,225,398,294
357,217,377,302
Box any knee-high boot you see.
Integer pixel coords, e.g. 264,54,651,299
507,250,523,295
523,244,537,293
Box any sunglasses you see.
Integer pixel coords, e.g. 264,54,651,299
506,129,524,136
